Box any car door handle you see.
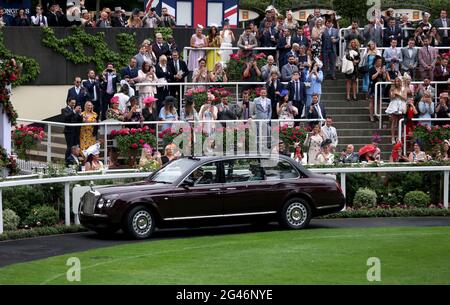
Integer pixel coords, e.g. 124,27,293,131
226,187,237,190
209,188,221,191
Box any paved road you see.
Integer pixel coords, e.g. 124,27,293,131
1,217,450,268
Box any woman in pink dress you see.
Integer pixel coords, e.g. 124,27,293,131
188,25,208,72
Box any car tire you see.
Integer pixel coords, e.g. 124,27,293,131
124,206,155,239
280,198,312,229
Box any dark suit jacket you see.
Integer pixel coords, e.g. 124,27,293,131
266,80,285,108
167,59,189,83
286,80,307,106
383,26,402,46
0,14,13,26
82,79,101,102
62,107,82,135
277,36,293,66
66,154,82,170
100,73,120,94
111,16,125,27
259,29,277,48
67,87,88,107
155,64,173,82
307,103,327,124
120,66,139,79
433,18,450,39
152,42,171,61
292,35,309,48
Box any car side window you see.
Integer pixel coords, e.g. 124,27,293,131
224,159,265,183
262,159,300,180
186,162,218,185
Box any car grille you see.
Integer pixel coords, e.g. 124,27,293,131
81,191,99,215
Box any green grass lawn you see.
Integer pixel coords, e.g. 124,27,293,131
1,226,450,284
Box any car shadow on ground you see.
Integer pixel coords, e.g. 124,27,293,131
82,221,330,242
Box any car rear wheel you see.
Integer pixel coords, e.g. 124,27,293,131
124,206,155,239
280,198,311,229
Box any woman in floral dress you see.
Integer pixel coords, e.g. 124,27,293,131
303,123,324,165
80,101,98,151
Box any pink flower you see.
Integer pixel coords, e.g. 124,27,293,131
139,139,145,144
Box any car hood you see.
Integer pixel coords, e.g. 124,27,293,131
96,181,172,197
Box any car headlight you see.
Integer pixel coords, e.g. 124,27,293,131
97,198,105,209
97,196,118,209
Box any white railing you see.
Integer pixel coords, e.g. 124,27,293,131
398,117,450,154
1,165,449,233
16,118,323,166
373,81,447,129
134,81,268,113
183,47,276,69
339,27,450,59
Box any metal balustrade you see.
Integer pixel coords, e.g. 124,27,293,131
373,81,447,129
1,163,449,233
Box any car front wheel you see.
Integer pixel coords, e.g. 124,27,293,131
280,198,312,229
124,206,155,239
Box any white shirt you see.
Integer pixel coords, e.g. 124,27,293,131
443,19,448,37
260,98,269,111
31,15,47,26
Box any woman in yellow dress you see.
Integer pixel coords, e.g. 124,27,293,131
206,25,222,72
80,101,98,152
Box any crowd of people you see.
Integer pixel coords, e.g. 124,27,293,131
0,3,176,28
4,4,447,167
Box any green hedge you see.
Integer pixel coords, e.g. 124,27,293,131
320,207,450,219
344,172,442,206
0,225,88,241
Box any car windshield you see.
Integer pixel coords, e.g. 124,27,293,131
149,158,198,184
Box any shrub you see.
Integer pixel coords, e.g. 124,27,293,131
353,188,377,209
24,205,59,227
3,209,20,231
403,191,431,208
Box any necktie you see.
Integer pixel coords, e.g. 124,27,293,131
176,61,179,72
444,20,448,37
295,81,300,101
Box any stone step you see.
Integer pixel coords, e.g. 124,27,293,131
327,107,369,115
336,129,390,136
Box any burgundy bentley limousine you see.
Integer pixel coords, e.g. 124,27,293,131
79,155,345,239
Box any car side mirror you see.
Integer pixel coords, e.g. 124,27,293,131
181,179,194,189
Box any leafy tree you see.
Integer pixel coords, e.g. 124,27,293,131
333,0,370,24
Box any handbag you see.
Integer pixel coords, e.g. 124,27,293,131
341,57,354,74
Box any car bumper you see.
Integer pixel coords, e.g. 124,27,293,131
79,212,114,230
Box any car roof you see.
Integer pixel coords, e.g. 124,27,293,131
183,155,292,162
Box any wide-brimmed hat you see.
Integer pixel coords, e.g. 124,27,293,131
110,96,119,104
163,96,177,105
143,96,158,104
321,138,332,148
359,144,376,156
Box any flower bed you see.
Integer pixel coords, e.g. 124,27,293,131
12,125,45,160
278,126,308,151
110,126,156,166
225,52,267,81
413,124,450,151
0,146,18,176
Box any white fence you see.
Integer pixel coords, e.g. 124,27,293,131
339,27,450,59
16,117,323,165
1,165,449,234
373,81,447,129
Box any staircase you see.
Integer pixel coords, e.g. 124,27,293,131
320,74,392,160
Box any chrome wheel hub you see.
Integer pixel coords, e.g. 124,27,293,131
286,203,307,227
132,210,152,236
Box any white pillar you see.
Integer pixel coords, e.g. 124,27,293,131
444,171,449,209
65,182,71,226
0,105,12,155
340,173,346,211
0,189,3,234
